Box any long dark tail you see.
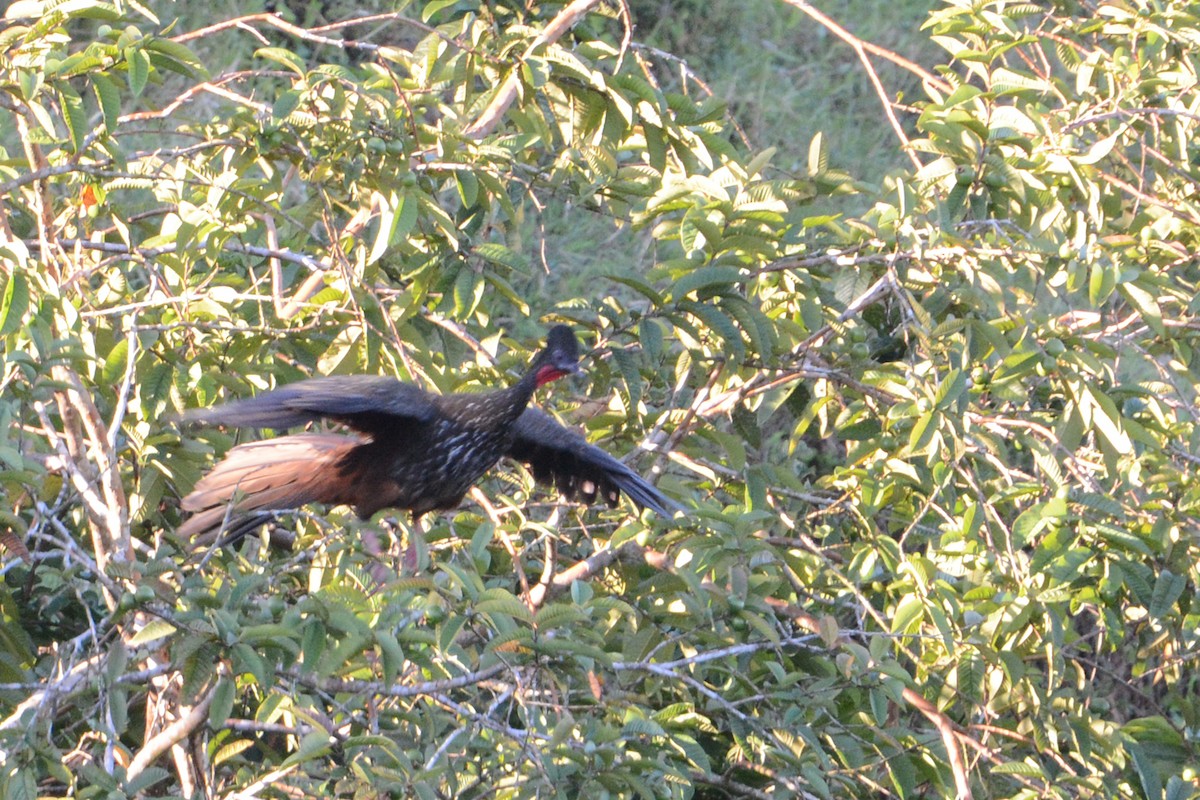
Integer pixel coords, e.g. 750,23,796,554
180,433,358,548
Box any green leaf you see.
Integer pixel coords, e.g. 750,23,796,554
476,591,533,625
745,145,776,178
4,767,36,800
577,144,617,178
933,369,966,410
1088,259,1117,306
1093,523,1151,557
376,631,404,683
1148,570,1185,619
317,325,364,375
1119,281,1164,336
534,604,588,630
0,271,30,336
254,47,306,75
891,594,924,634
1083,385,1132,455
622,717,666,738
91,73,121,133
109,686,128,733
123,767,170,795
239,623,301,648
212,739,254,767
129,619,176,646
669,266,742,301
884,752,917,798
101,338,130,384
272,88,302,121
472,243,530,273
808,131,828,175
686,302,745,360
231,643,268,688
907,410,938,453
608,346,642,407
209,676,235,730
182,641,221,699
301,621,326,668
644,122,667,172
1128,744,1163,800
367,191,398,266
144,37,206,76
452,268,482,319
57,85,86,151
281,731,335,768
139,361,173,418
607,274,664,305
106,638,128,684
456,170,479,207
639,318,663,361
421,0,462,22
126,46,150,96
720,295,775,359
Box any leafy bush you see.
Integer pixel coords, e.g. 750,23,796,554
1,0,1198,798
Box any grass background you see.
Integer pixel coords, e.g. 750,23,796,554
630,0,937,177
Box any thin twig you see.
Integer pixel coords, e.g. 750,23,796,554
107,323,138,453
282,661,508,698
27,238,328,274
777,0,950,93
900,687,973,800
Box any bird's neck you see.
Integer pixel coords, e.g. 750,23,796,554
439,348,563,430
497,369,541,420
441,368,540,430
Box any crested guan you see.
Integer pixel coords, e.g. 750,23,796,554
179,326,680,547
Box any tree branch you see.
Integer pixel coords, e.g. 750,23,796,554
127,683,218,781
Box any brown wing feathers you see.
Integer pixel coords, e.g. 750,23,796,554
179,433,361,547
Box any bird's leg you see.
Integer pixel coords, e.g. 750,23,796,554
359,523,387,561
360,516,425,577
401,515,430,574
355,516,427,586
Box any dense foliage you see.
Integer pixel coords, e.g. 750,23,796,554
1,0,1198,797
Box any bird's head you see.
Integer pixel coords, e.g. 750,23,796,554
532,325,580,387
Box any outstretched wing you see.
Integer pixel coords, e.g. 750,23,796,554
506,408,683,518
180,375,438,435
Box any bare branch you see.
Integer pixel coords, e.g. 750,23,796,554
50,366,131,575
901,687,974,800
127,684,218,781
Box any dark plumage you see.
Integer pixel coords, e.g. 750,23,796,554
179,326,681,547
